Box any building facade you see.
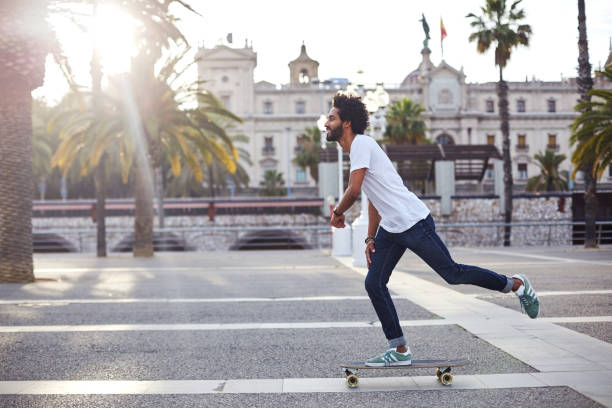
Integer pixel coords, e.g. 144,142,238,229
196,42,612,195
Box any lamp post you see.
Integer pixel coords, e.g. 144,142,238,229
350,76,389,267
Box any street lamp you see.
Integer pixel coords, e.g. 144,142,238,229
351,78,389,267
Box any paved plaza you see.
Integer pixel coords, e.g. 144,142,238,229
0,247,611,407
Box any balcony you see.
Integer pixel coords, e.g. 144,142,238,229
262,146,275,156
546,144,559,152
515,144,529,153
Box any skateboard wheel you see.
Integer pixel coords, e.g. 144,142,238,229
436,368,442,379
346,374,359,388
440,373,453,386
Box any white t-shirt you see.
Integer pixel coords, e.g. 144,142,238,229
349,134,430,233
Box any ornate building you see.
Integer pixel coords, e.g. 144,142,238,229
196,42,612,195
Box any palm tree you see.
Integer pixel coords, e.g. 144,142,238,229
165,134,251,198
293,126,322,182
51,56,240,256
571,66,612,181
525,150,568,192
383,98,427,145
260,170,286,197
382,98,430,192
467,0,532,246
0,1,56,282
573,0,598,248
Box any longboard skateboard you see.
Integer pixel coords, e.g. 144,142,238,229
340,358,469,388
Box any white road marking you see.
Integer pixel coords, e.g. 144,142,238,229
0,295,406,306
1,371,611,397
34,265,334,274
461,249,612,266
0,319,453,333
470,289,612,298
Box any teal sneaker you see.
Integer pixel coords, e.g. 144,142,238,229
365,348,412,367
513,274,540,319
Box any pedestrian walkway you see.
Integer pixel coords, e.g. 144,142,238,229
0,248,609,407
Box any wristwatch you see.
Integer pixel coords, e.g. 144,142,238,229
333,207,342,217
365,236,375,244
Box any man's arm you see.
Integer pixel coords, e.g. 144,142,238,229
330,168,366,228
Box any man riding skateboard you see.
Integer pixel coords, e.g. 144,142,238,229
325,92,540,367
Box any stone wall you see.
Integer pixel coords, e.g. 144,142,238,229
33,195,572,251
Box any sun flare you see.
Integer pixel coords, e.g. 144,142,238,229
92,5,138,75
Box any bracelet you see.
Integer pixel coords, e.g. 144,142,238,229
333,208,342,217
365,236,375,244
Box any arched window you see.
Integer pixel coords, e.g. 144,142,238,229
299,69,310,84
436,134,455,145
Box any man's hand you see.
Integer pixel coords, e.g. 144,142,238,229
365,241,375,268
330,212,345,228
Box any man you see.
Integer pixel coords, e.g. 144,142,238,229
325,92,539,367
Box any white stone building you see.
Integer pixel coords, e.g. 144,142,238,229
196,42,612,195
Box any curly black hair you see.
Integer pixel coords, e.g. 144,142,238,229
332,92,370,135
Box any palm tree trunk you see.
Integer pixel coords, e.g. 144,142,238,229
0,86,35,282
91,0,106,257
133,158,154,257
94,156,107,257
155,165,164,229
577,0,598,247
497,73,513,246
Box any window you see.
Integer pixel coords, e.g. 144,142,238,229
262,136,275,155
517,99,526,112
486,99,495,113
262,164,276,175
518,163,528,180
486,164,494,179
263,101,273,114
487,135,495,145
299,69,310,84
296,167,307,183
517,134,526,147
295,101,306,114
547,99,556,113
436,134,455,145
221,95,231,109
547,134,558,150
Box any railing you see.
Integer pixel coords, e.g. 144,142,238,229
32,221,612,253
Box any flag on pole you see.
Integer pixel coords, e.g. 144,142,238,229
440,18,447,58
440,18,447,40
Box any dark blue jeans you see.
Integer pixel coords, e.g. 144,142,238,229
365,214,513,348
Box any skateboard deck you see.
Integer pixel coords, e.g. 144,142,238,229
340,359,469,388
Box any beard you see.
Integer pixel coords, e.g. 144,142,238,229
326,125,343,142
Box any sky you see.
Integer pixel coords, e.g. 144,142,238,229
35,0,612,103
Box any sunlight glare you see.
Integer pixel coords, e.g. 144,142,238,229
93,5,138,75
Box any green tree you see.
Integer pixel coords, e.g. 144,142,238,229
293,126,321,182
573,0,598,248
525,150,568,192
467,0,532,246
51,52,240,257
571,67,612,182
260,170,286,197
383,98,427,145
166,134,251,198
